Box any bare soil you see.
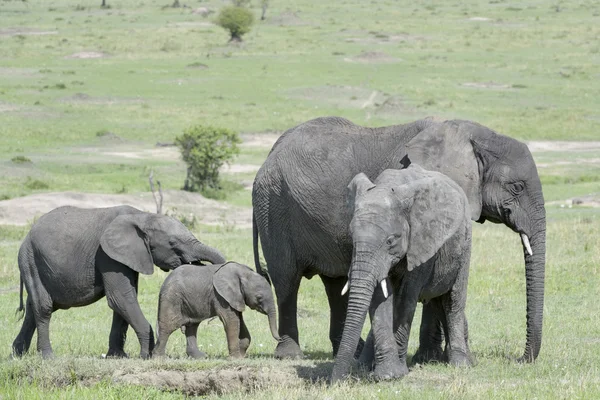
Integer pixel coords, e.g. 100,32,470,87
112,364,318,396
65,51,108,59
0,190,252,228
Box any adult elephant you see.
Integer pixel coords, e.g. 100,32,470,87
252,116,545,363
12,205,226,359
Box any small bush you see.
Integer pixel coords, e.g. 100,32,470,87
11,156,32,164
25,177,49,190
175,125,241,193
215,6,255,42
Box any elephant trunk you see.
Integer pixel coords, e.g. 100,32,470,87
192,241,226,265
521,203,546,362
267,308,281,342
331,260,377,383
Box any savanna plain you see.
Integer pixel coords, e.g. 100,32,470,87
1,0,599,398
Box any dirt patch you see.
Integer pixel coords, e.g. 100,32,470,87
112,365,308,396
461,82,511,90
548,193,600,208
240,133,281,148
65,51,108,59
0,67,40,77
0,101,20,112
0,191,252,228
59,92,144,105
0,28,57,36
344,51,401,64
526,141,600,152
468,17,491,21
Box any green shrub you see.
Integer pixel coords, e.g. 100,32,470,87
175,125,241,193
11,156,32,164
25,177,49,190
215,6,255,42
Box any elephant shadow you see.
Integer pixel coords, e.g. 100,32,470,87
293,361,334,383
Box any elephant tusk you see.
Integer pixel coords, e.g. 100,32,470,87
381,279,388,299
341,281,349,296
521,233,533,256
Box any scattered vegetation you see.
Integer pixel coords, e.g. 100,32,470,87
24,177,49,190
175,124,241,193
11,156,31,164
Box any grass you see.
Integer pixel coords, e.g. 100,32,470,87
1,0,600,398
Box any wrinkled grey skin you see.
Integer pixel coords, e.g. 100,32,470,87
154,262,280,359
331,166,473,382
252,116,545,362
12,205,226,359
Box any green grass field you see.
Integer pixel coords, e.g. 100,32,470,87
1,0,599,398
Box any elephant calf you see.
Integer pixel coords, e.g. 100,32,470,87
154,262,280,359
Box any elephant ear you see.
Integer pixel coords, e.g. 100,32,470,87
100,214,154,275
213,262,245,312
406,177,467,271
347,173,376,214
405,120,482,221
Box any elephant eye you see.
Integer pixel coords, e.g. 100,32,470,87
386,236,396,246
509,181,525,194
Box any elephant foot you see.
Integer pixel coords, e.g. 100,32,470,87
12,342,27,358
447,349,472,367
106,348,129,358
412,345,445,365
274,338,304,359
372,359,408,381
41,349,55,360
187,350,207,359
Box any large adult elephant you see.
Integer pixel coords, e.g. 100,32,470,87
252,116,545,363
12,205,226,359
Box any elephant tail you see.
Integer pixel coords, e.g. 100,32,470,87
253,211,271,285
15,276,24,321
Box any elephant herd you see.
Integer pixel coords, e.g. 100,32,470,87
12,116,546,384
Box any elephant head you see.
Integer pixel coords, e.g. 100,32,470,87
100,213,226,275
213,262,280,342
405,120,545,362
332,165,468,380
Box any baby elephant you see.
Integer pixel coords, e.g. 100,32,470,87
154,262,280,359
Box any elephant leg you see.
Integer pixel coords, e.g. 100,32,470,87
371,291,407,381
220,310,243,359
392,283,423,377
12,298,36,357
30,285,54,359
101,265,154,359
106,311,129,358
185,323,207,359
321,275,364,357
270,261,303,359
153,322,176,358
238,315,251,356
412,302,445,364
441,287,471,367
357,330,375,371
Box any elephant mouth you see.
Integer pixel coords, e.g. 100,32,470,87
189,259,206,266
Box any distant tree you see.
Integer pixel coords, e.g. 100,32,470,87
101,0,107,7
175,125,241,192
216,6,255,42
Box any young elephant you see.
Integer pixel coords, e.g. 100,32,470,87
154,262,280,359
12,205,225,360
332,164,473,382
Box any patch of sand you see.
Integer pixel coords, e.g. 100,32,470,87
0,28,57,36
462,82,511,89
0,191,252,228
65,52,107,59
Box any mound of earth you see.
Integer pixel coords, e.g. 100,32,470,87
344,51,401,64
112,365,310,396
0,190,252,228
